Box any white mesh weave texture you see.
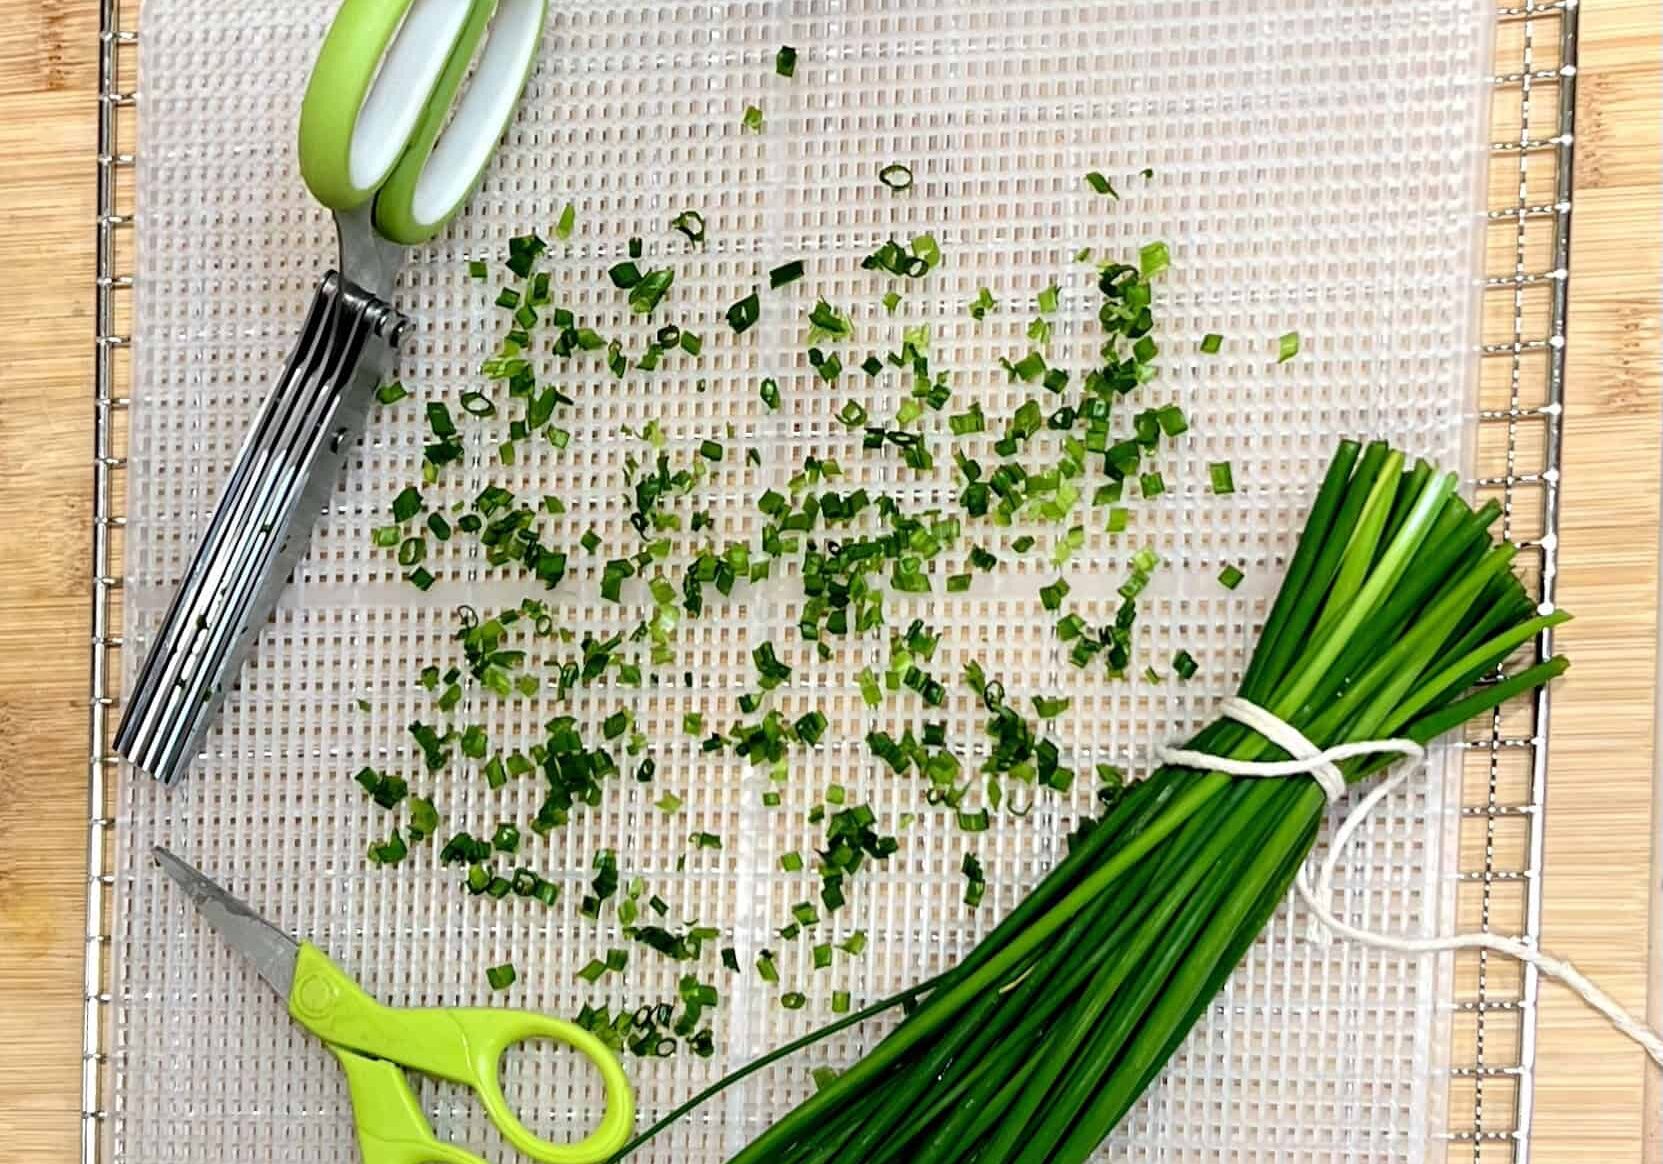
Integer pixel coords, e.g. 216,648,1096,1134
114,1,1493,1161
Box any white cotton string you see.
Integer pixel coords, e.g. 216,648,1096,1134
1156,696,1663,1068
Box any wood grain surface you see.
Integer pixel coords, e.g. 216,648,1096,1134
0,2,1654,1162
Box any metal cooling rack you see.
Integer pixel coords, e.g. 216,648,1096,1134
80,1,1579,1161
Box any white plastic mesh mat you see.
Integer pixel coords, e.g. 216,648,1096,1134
112,1,1495,1160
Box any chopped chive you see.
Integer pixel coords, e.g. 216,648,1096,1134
727,291,761,334
1208,461,1236,495
1139,471,1166,499
555,203,576,240
1277,330,1301,363
375,381,409,406
1172,649,1199,680
878,163,914,191
391,486,424,523
655,792,683,813
467,260,488,280
1139,240,1170,278
459,391,495,417
967,286,997,321
1031,695,1071,718
699,439,724,461
770,260,806,289
1218,563,1245,590
1155,404,1187,436
1084,171,1118,198
671,209,706,246
1200,332,1224,354
1039,578,1070,611
780,991,807,1010
837,400,869,428
608,260,642,288
485,963,517,990
492,822,521,853
776,45,797,77
741,105,765,133
882,290,902,314
628,268,675,315
759,378,781,410
1037,284,1060,314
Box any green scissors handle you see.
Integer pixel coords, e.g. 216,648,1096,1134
290,943,635,1164
298,0,547,245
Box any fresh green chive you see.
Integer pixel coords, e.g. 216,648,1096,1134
555,203,576,240
1084,171,1117,197
1277,331,1300,362
391,486,424,523
770,260,806,289
727,291,761,334
776,45,797,76
1209,461,1236,495
1200,332,1224,354
878,163,914,191
628,269,675,315
1031,695,1071,718
1139,240,1170,278
1172,649,1199,680
742,105,765,132
671,209,706,246
1155,404,1188,436
1218,563,1245,590
485,963,517,990
376,381,409,406
1039,578,1070,611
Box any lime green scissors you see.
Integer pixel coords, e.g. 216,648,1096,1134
117,0,548,787
154,848,634,1164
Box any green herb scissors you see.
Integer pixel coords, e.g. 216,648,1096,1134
116,0,547,787
154,847,634,1164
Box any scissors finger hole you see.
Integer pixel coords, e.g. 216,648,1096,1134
496,1036,619,1145
407,0,543,228
351,0,470,191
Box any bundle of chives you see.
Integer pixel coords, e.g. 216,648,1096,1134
610,439,1568,1163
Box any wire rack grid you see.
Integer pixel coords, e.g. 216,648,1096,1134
81,1,1578,1162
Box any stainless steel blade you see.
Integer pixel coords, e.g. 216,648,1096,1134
115,268,408,784
152,846,301,1000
